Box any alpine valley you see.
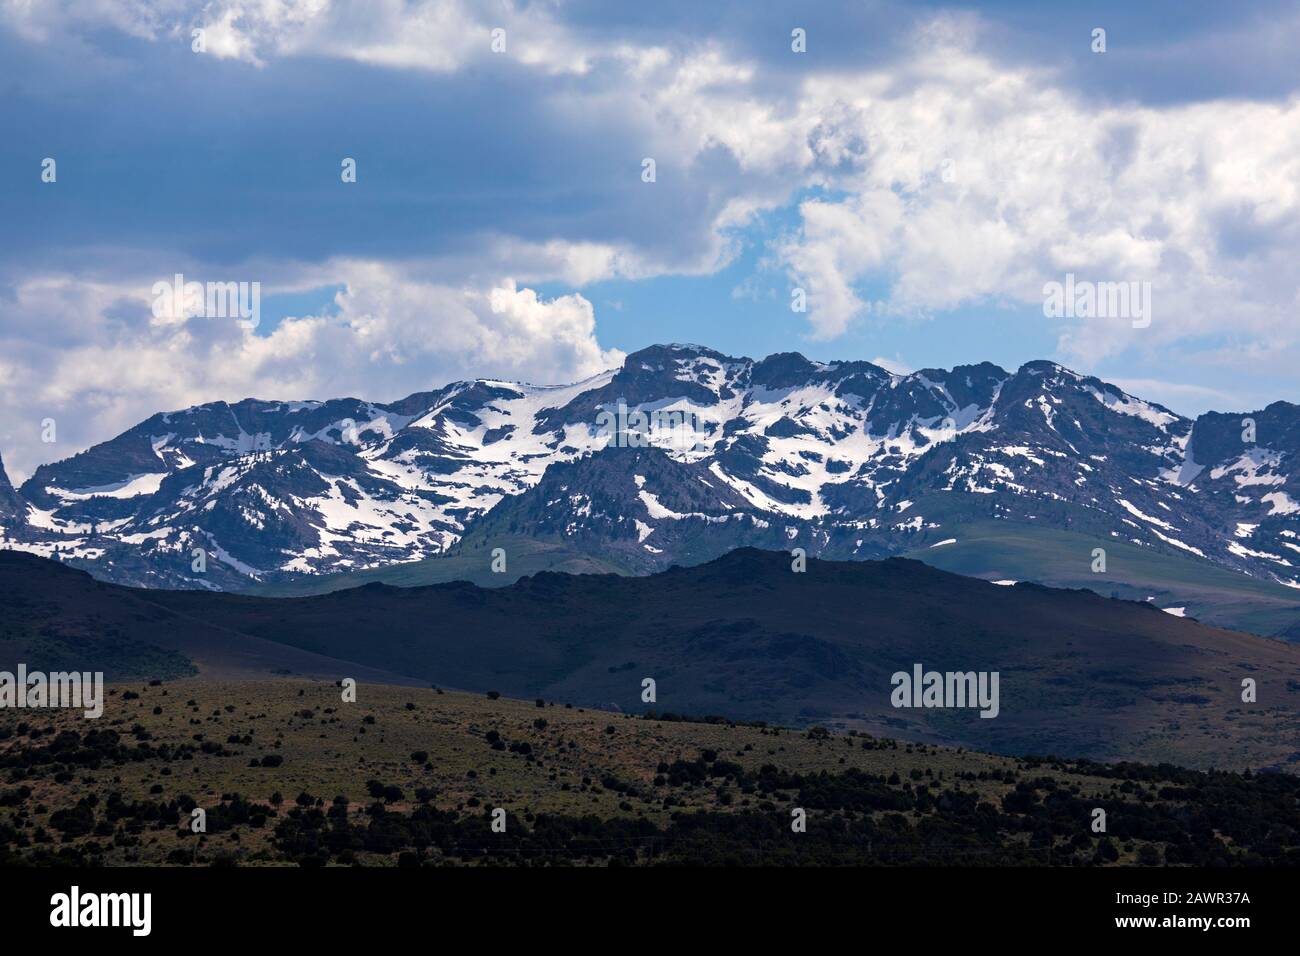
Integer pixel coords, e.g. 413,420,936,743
3,344,1300,636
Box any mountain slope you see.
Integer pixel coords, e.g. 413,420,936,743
905,520,1300,639
4,344,1300,608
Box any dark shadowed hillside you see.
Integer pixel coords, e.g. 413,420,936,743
3,549,1298,770
0,552,418,685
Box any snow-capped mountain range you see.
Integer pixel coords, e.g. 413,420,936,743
2,344,1299,592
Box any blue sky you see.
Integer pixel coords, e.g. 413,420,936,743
2,0,1299,480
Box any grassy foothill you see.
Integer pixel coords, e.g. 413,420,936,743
1,679,1297,867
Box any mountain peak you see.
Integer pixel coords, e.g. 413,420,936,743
1015,358,1075,377
623,342,739,366
750,351,824,388
0,451,25,522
